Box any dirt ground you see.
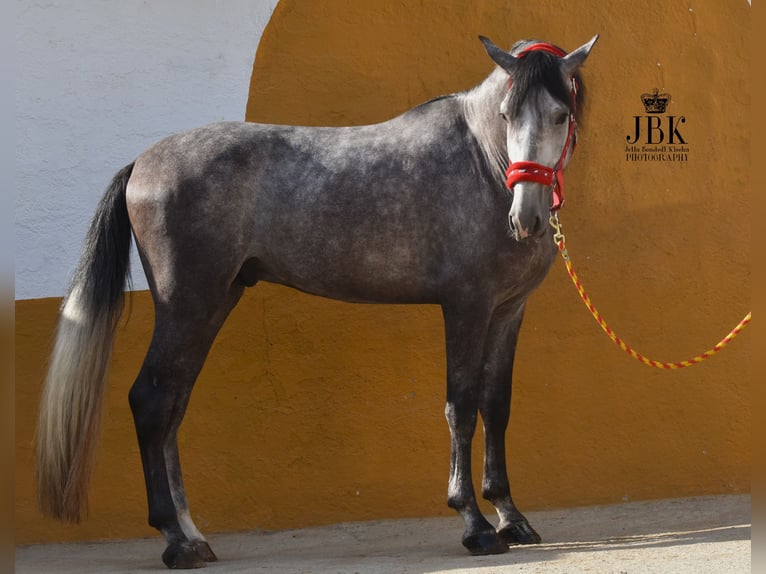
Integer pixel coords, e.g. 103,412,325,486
15,494,750,573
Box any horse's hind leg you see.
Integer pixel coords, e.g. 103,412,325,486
129,283,244,569
479,301,541,545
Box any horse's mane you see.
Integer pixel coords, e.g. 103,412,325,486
507,40,587,125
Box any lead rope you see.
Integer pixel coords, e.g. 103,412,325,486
548,213,751,369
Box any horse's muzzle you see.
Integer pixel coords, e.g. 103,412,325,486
507,182,549,241
508,209,546,241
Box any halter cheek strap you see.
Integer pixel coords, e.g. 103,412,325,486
504,43,578,212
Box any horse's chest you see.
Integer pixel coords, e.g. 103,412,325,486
496,238,557,298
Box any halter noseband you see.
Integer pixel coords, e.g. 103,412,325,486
504,43,578,212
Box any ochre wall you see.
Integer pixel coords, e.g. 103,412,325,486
16,0,750,544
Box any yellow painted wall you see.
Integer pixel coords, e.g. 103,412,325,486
16,0,750,544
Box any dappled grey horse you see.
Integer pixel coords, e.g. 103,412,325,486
37,35,597,568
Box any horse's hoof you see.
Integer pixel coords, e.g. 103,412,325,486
498,520,542,545
162,543,207,569
462,530,509,555
192,540,218,562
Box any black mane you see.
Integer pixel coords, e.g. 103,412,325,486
507,41,586,124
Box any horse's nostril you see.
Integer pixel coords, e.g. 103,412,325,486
508,213,517,235
508,208,547,240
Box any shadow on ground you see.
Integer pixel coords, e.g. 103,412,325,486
16,494,750,574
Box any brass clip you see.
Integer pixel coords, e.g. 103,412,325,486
549,213,569,261
549,213,565,244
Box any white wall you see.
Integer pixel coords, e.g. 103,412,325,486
15,0,277,300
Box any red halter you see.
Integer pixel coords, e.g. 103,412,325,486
504,43,578,212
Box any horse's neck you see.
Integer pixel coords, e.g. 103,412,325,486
459,68,508,183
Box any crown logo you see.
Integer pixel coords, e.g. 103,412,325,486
640,88,671,114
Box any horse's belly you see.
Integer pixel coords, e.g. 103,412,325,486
254,242,443,305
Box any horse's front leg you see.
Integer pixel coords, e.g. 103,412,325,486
442,303,508,555
479,300,541,545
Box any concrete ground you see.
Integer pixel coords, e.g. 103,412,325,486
16,494,750,574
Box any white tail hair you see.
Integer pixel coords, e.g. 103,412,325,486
36,163,134,522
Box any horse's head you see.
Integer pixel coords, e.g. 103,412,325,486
480,35,598,241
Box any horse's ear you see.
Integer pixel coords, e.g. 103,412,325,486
479,36,517,74
563,34,599,74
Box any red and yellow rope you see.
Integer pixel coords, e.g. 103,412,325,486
549,214,751,369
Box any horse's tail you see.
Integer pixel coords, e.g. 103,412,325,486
36,162,135,522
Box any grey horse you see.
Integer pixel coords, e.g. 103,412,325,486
36,35,598,568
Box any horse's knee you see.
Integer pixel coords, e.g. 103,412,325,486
444,401,478,433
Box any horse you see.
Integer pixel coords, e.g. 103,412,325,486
36,34,598,568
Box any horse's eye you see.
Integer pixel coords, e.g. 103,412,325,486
554,112,569,125
499,112,509,122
